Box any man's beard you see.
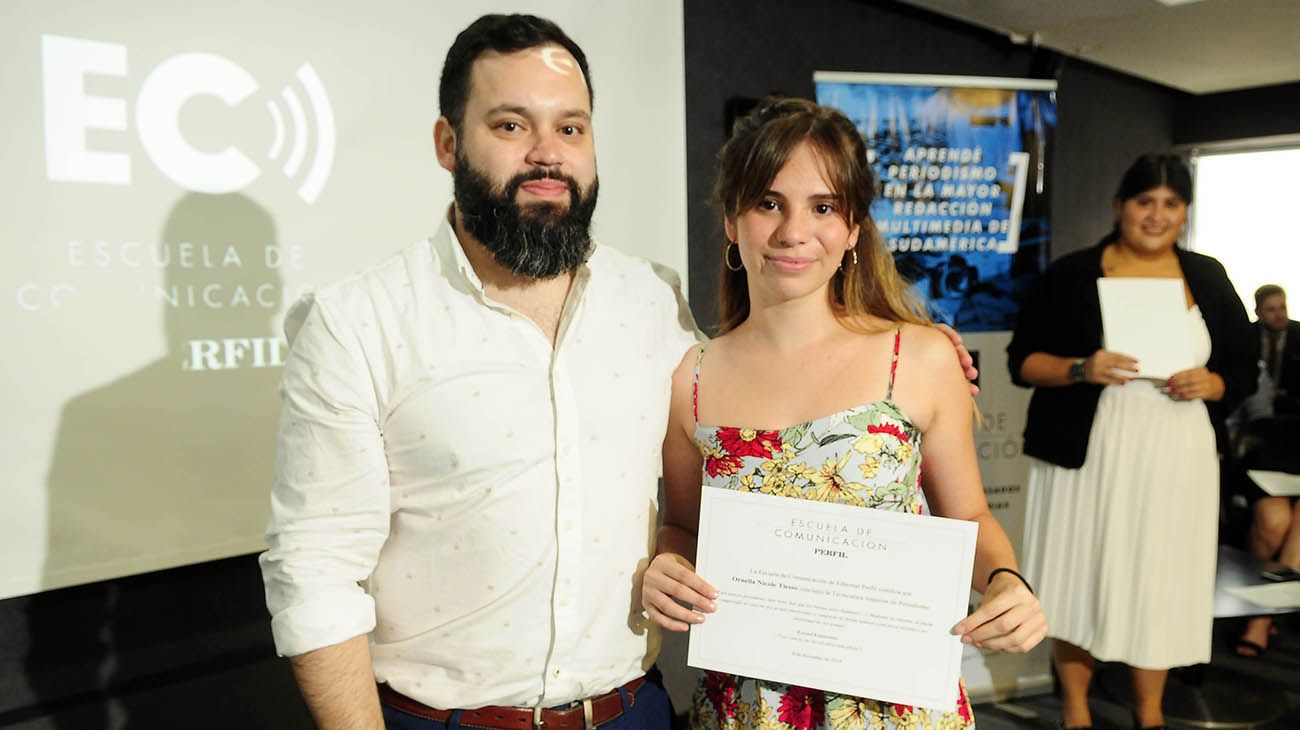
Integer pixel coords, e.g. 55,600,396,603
453,153,598,279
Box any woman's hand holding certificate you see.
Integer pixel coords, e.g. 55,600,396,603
1082,349,1140,385
1163,366,1225,402
641,552,717,631
951,570,1046,653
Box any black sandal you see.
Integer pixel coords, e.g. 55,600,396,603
1232,636,1269,657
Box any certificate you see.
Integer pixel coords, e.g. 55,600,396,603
687,487,978,712
1248,470,1300,497
1097,277,1194,380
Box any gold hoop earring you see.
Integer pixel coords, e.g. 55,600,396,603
724,241,744,272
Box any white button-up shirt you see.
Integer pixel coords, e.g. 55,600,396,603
259,215,699,709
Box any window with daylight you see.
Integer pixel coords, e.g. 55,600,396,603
1190,146,1300,314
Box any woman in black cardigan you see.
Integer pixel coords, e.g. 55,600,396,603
1007,154,1255,730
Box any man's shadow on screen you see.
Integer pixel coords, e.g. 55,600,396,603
26,193,292,727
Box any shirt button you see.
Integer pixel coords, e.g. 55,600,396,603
553,668,561,677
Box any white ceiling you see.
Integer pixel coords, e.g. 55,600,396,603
899,0,1300,94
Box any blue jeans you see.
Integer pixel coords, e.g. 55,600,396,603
381,674,673,730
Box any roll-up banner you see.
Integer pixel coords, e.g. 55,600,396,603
816,72,1057,701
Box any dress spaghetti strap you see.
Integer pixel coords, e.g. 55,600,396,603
886,327,902,401
692,344,706,425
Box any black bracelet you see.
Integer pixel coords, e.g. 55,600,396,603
987,567,1034,595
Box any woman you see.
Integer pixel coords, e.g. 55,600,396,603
641,97,1045,730
1008,154,1256,730
1236,490,1300,655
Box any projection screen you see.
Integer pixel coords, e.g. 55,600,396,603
2,1,689,599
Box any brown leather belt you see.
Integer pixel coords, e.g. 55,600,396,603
378,676,645,730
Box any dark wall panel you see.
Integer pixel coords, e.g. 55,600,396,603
0,556,312,729
1174,81,1300,144
1049,61,1180,258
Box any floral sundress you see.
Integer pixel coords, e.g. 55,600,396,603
687,330,975,730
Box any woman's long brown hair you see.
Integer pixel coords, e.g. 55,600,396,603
712,97,929,335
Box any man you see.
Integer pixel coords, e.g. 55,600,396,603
1255,284,1300,414
260,13,978,730
261,15,693,729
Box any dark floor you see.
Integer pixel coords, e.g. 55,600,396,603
971,616,1300,729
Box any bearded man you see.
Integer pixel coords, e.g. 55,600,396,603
259,14,696,730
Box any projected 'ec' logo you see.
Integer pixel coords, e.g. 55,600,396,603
41,34,335,204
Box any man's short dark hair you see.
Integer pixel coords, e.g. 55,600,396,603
1256,284,1286,308
439,14,592,131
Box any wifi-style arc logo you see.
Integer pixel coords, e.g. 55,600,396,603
264,65,335,204
42,34,337,204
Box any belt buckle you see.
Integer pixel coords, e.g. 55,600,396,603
582,698,594,730
533,706,545,730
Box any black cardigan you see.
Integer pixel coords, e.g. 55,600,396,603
1006,242,1257,468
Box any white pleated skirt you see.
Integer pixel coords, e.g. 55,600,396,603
1021,374,1219,669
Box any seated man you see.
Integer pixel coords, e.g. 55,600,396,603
1234,284,1300,656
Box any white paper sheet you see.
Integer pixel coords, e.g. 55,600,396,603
1247,470,1300,497
1226,581,1300,609
1096,278,1194,380
687,487,978,712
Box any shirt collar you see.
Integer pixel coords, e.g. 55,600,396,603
429,205,485,295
